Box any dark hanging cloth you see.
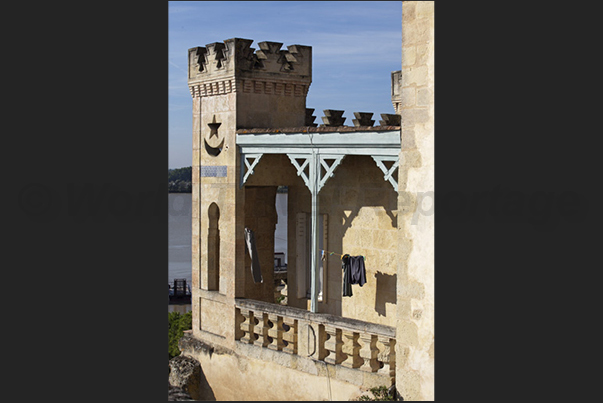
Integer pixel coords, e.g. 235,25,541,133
342,254,353,297
244,227,263,284
349,255,367,286
341,254,366,297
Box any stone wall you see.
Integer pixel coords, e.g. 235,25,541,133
179,328,390,401
396,1,435,401
191,90,240,350
284,155,398,328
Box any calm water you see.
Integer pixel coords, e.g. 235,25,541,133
168,192,288,285
169,193,192,285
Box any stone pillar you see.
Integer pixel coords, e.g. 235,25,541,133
243,186,277,303
396,2,434,401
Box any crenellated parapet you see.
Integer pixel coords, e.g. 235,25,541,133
188,38,312,98
305,108,318,127
352,112,375,127
320,109,346,127
312,109,401,128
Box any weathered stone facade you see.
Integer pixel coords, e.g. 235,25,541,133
179,2,434,400
395,1,435,401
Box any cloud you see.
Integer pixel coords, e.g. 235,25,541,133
169,60,186,72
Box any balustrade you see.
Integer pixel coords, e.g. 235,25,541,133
234,299,395,378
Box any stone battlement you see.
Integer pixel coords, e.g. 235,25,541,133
188,38,312,85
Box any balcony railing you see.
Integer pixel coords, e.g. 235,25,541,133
234,298,395,380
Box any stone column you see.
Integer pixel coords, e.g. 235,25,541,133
396,1,435,401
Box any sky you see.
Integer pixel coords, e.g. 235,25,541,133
168,1,402,169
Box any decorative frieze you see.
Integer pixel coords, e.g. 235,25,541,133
189,79,236,98
238,79,309,97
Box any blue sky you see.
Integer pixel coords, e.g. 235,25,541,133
168,1,402,169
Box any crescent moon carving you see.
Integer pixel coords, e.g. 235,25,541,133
204,138,224,156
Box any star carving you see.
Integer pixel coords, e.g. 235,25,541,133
204,115,224,157
207,115,221,139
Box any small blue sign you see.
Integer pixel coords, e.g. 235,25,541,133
200,165,228,177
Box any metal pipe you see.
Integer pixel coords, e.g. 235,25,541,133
310,149,319,312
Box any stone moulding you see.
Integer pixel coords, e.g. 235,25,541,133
189,79,236,98
240,79,310,97
188,78,310,98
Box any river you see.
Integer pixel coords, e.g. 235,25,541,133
168,192,287,313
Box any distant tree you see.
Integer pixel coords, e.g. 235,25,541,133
168,167,192,193
168,167,192,183
168,311,192,359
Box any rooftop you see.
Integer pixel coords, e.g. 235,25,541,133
236,125,400,134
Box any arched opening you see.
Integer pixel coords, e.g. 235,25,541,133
208,202,220,291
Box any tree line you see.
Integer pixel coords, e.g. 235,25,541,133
168,167,192,193
168,311,192,359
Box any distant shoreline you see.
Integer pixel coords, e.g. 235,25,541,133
168,180,191,193
168,167,192,192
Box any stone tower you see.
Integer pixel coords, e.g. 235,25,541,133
187,38,312,346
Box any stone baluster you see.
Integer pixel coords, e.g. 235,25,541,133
266,314,283,351
376,336,396,382
341,330,362,369
358,333,380,372
323,325,344,365
234,308,246,341
281,318,298,355
239,308,258,344
387,338,396,382
317,324,329,361
253,312,272,348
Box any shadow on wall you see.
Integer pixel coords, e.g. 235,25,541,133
323,155,399,318
198,366,216,401
374,271,396,316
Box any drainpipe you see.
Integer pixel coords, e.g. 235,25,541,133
309,149,319,313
